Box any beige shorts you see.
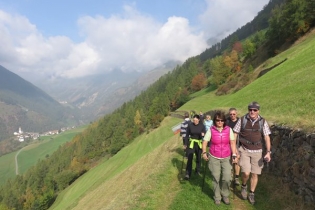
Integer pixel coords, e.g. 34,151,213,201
239,146,264,174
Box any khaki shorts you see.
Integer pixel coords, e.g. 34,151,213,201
239,146,264,174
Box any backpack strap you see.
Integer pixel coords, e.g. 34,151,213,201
241,115,264,134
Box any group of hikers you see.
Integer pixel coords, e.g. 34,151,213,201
179,101,271,205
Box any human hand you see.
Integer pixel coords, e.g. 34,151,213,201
202,153,209,161
232,154,238,163
264,153,271,162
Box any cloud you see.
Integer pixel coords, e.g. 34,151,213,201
0,5,208,79
199,0,269,43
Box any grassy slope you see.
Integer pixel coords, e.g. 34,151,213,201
0,151,16,184
17,127,86,174
51,31,315,210
50,117,183,210
0,126,86,185
182,30,315,131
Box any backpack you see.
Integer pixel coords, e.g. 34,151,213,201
241,115,265,134
239,115,265,148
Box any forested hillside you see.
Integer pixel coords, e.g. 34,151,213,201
0,0,314,209
0,65,80,142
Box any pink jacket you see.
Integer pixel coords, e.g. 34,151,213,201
209,126,231,158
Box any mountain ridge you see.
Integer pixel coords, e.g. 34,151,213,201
31,60,181,121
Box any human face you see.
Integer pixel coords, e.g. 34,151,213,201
248,108,259,119
193,117,200,125
215,118,224,128
229,111,237,121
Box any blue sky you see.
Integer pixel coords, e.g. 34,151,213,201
1,0,205,41
0,0,269,80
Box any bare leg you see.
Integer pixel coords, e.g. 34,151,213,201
250,173,258,192
242,172,250,185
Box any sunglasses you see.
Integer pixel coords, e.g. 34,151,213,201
230,113,236,115
215,119,224,122
248,109,258,112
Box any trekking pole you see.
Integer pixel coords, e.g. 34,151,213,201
265,159,270,174
232,155,236,199
233,163,236,199
201,153,209,192
180,149,186,175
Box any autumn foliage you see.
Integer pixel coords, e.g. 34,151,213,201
232,41,243,53
191,73,207,91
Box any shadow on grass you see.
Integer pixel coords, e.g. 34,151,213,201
171,147,215,200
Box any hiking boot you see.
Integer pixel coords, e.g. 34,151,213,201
241,185,248,200
248,192,255,205
234,177,240,186
184,174,190,180
214,200,221,205
222,196,230,205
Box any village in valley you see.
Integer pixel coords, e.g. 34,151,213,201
13,126,76,142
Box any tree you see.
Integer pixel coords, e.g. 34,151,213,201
232,41,243,54
243,39,256,58
191,73,207,91
134,110,142,126
210,56,231,86
252,30,266,46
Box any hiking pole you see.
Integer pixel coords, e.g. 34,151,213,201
233,163,236,199
232,155,236,199
201,153,209,192
180,149,186,175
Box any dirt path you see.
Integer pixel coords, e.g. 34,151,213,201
231,185,253,210
15,144,33,175
15,147,23,175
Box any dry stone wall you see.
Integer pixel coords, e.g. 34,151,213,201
269,124,315,203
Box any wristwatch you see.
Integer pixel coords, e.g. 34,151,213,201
267,150,272,154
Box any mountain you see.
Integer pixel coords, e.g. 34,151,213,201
2,0,314,209
32,60,181,121
0,65,80,141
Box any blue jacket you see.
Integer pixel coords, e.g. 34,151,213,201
204,119,213,132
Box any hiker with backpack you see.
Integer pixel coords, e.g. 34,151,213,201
226,108,241,186
202,111,237,205
233,102,271,205
183,114,206,180
180,112,191,147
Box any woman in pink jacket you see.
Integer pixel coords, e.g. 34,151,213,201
202,111,237,205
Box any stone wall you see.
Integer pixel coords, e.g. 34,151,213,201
269,124,315,203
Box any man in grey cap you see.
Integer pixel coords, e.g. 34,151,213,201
233,101,271,205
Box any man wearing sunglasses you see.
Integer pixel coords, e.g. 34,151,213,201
233,102,271,205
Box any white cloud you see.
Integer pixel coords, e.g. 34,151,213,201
199,0,269,43
0,5,208,79
0,1,269,79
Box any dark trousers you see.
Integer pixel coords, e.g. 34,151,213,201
186,142,202,176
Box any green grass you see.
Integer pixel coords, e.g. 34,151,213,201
49,31,315,209
49,117,182,210
0,126,86,185
17,127,86,174
0,151,17,184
